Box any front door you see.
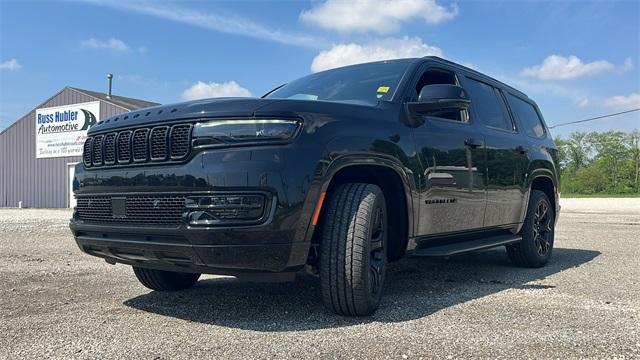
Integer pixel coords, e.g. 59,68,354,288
410,67,487,236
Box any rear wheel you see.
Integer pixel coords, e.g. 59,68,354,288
507,190,555,267
319,183,388,316
132,266,201,291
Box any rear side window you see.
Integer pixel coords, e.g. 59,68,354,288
507,94,546,138
464,78,514,131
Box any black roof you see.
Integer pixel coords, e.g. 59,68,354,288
422,56,529,98
68,87,159,110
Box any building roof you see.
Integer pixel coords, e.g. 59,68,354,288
68,87,159,111
1,86,159,136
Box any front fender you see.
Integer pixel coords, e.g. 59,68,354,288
299,134,420,246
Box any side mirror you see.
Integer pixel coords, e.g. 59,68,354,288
408,84,471,115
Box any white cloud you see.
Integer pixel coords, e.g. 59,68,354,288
301,0,458,33
181,81,252,100
521,55,615,80
85,1,323,48
117,74,169,89
81,38,129,52
604,92,640,111
620,57,634,73
491,73,589,105
0,58,21,71
577,98,590,108
311,36,443,72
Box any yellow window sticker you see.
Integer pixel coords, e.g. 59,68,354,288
377,86,390,94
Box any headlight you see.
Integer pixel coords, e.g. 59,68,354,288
193,119,301,146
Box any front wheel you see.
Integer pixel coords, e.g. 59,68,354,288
133,267,201,291
319,183,388,316
507,190,555,268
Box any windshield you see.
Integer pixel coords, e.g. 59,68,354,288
264,60,413,104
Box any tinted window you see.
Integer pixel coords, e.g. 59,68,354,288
415,69,465,122
464,78,513,130
265,61,411,104
415,69,457,95
507,94,546,138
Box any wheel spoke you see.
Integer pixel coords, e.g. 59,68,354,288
539,202,548,221
370,262,382,293
369,205,385,295
532,199,553,256
370,208,384,250
544,216,553,233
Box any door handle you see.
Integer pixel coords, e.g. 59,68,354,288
464,138,484,148
515,145,528,154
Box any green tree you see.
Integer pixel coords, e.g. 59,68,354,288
627,130,640,193
587,131,628,192
555,129,639,195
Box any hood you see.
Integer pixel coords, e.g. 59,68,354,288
88,97,393,134
88,98,281,134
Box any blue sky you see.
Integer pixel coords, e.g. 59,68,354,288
1,0,638,137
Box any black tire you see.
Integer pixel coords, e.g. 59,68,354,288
132,266,201,291
320,183,388,316
507,190,555,268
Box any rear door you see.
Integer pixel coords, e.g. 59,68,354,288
460,76,528,227
409,65,487,236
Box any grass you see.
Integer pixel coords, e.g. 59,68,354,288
561,193,640,198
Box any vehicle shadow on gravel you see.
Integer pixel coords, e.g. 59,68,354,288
123,247,599,331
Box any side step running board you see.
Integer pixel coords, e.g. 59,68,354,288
412,234,522,257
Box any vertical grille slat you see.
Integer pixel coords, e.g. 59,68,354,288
150,126,169,161
92,135,104,166
82,124,192,168
83,138,93,167
117,131,132,163
132,129,149,162
170,124,192,159
103,133,116,164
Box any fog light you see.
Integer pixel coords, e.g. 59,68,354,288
186,194,266,225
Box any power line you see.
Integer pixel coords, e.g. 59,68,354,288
549,108,640,129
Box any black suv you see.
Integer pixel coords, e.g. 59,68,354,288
70,56,560,316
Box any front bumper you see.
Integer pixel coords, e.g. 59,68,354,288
70,221,310,274
70,145,325,274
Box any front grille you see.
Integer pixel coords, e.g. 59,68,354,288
83,124,192,168
76,195,186,225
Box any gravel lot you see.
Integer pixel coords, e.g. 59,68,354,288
1,198,638,359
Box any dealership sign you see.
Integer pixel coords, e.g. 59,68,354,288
35,101,99,158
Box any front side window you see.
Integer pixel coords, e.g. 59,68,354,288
507,94,546,138
414,68,465,122
464,78,514,131
265,60,412,104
